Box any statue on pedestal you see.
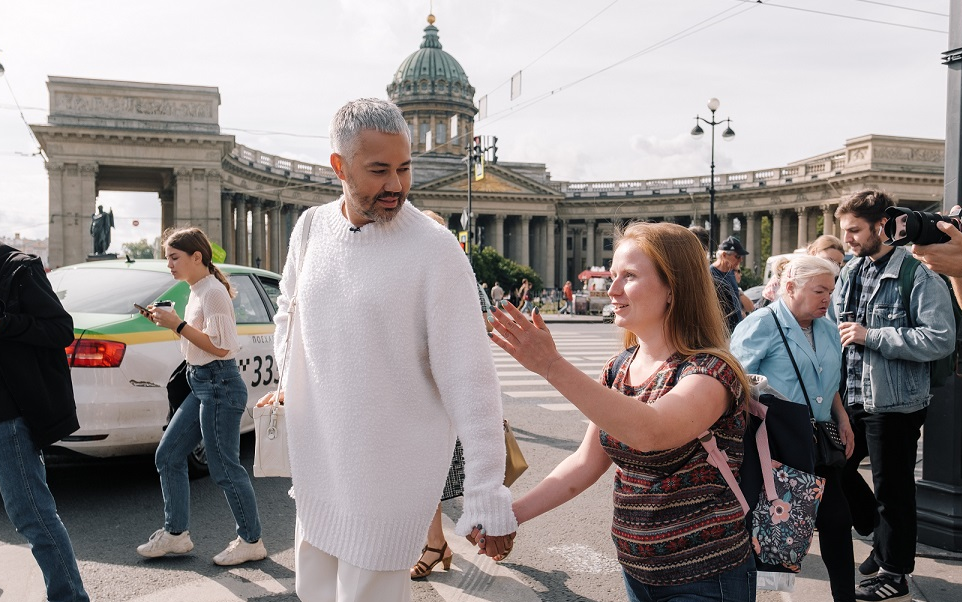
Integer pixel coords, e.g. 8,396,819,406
90,205,115,255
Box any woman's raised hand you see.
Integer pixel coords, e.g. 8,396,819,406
489,302,563,380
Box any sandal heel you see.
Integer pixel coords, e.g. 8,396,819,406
442,555,452,570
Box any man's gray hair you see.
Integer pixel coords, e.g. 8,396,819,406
330,98,410,159
779,255,839,297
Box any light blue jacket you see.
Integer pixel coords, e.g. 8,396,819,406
828,246,956,414
731,300,842,422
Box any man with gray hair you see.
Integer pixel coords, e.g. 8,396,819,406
262,98,516,601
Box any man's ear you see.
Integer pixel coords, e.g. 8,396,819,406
331,153,346,180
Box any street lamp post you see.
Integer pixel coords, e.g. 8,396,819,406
690,98,735,250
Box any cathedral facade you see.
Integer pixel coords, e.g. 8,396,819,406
32,16,946,286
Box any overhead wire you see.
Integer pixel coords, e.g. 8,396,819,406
737,0,947,33
478,0,621,99
477,3,757,130
849,0,948,18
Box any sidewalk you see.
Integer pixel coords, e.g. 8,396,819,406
757,532,962,601
539,313,604,324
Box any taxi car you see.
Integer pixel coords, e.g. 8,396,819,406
46,259,282,476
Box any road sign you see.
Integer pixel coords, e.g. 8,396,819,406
460,209,468,230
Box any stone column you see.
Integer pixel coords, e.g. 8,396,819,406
585,219,596,268
46,163,66,268
205,170,223,240
235,195,249,267
221,192,234,263
771,210,783,256
80,164,99,259
822,204,836,237
174,168,192,225
572,226,583,274
493,214,505,255
797,207,810,249
594,222,605,267
520,215,531,267
744,212,758,271
269,203,282,273
546,217,556,289
279,204,292,269
718,213,731,242
251,199,265,269
559,220,568,279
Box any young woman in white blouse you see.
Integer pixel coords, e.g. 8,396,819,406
137,227,266,566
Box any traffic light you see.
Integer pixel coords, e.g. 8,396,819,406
472,136,482,159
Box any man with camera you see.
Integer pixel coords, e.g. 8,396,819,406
912,204,962,305
830,189,956,601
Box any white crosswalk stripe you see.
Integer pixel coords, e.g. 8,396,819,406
491,334,621,402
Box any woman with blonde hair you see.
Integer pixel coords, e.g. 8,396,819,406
807,234,846,268
731,255,855,601
488,222,756,601
137,227,266,566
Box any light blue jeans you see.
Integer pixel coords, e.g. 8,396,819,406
0,417,89,602
623,554,756,602
155,359,262,542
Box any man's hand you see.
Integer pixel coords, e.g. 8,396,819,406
256,390,284,407
912,205,962,278
466,525,516,560
838,321,867,347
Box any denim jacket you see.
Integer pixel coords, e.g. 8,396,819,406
829,246,956,413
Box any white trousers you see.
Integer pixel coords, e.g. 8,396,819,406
294,519,411,602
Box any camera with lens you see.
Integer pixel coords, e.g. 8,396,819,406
882,206,962,246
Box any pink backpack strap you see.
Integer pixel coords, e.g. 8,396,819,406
699,397,779,516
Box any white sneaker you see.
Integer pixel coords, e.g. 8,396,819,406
213,537,267,566
137,528,194,558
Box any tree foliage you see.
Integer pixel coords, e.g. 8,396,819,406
122,238,154,259
469,246,542,296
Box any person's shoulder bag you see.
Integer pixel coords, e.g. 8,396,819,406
767,309,846,469
253,206,318,478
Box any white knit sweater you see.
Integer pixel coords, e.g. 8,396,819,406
274,199,516,571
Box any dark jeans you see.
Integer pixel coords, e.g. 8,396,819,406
0,418,89,602
841,404,927,575
815,464,855,602
156,359,262,542
623,554,756,602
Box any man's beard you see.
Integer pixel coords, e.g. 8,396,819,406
856,232,883,257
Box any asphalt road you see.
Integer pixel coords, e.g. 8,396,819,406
1,322,630,602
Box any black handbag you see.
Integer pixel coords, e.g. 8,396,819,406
768,310,847,469
166,360,191,424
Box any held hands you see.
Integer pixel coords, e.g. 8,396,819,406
838,321,867,347
489,302,564,380
466,524,517,561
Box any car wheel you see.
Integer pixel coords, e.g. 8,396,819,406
187,442,210,479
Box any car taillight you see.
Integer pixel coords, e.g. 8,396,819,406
65,339,126,368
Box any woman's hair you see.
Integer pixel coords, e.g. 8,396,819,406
422,210,446,226
806,234,844,257
779,255,839,297
615,221,751,408
163,227,235,298
761,255,793,302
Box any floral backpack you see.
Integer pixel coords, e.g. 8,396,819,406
699,375,825,573
605,353,824,573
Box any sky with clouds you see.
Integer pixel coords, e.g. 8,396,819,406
0,0,951,253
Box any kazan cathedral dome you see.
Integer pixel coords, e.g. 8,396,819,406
387,14,477,155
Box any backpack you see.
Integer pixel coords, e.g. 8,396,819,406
604,349,822,574
897,255,962,388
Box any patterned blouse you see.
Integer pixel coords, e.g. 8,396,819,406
600,350,751,586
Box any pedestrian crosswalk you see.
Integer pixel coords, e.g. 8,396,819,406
491,331,622,411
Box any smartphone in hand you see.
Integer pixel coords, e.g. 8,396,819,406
133,303,150,318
